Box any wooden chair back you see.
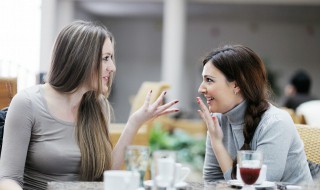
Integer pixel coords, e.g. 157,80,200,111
0,77,17,109
281,107,306,124
110,81,171,146
129,81,170,115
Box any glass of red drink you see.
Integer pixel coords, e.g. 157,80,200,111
237,151,263,189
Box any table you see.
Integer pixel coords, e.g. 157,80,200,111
46,181,228,190
46,181,244,190
47,180,314,190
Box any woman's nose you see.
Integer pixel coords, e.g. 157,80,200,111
198,83,206,94
107,63,116,72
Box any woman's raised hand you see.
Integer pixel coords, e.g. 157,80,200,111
129,90,179,128
196,97,223,143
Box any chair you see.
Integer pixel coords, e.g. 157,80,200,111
296,100,320,127
281,107,306,124
109,81,171,146
129,81,171,115
154,116,206,136
0,77,17,109
296,124,320,164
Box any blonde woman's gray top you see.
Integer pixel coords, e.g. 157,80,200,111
203,101,312,185
0,85,81,190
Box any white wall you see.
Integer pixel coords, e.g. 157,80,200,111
187,18,320,107
99,17,320,122
42,2,320,122
102,18,163,122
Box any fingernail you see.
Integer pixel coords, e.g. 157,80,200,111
174,100,179,103
164,91,167,95
175,109,179,112
150,90,152,93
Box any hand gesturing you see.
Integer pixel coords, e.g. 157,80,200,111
196,97,223,142
129,90,179,127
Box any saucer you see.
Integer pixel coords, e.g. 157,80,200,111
144,180,188,188
229,180,275,189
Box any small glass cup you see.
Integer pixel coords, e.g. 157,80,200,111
125,145,150,187
237,150,263,190
152,150,177,189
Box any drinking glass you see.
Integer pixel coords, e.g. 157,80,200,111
125,145,149,187
237,150,263,190
152,150,177,190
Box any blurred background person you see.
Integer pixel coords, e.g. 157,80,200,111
283,70,316,111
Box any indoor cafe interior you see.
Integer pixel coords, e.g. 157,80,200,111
1,0,320,190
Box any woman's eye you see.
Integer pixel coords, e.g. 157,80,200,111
103,56,110,61
205,78,213,82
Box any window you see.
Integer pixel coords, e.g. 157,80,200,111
0,0,41,91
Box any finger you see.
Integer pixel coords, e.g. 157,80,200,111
143,90,152,108
155,99,179,113
196,97,209,113
156,108,180,117
198,110,211,130
212,116,220,128
197,109,205,121
150,91,166,111
196,97,212,119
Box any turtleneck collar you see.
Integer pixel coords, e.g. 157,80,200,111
222,100,247,125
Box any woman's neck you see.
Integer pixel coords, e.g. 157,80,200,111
43,83,90,122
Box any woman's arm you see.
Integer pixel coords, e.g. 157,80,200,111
203,133,225,182
111,90,179,169
0,91,33,188
254,116,294,182
196,97,233,175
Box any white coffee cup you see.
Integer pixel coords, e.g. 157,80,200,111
152,150,177,188
236,164,267,184
157,157,175,182
174,163,190,184
104,170,140,190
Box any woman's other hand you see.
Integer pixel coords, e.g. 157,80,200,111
196,97,223,143
129,90,179,128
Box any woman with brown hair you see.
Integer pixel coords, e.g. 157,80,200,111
0,20,179,190
196,45,312,185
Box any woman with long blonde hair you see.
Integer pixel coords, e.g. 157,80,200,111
0,20,179,190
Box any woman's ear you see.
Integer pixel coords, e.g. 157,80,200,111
233,82,240,95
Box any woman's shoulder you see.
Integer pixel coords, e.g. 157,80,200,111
10,85,43,110
258,103,295,131
13,85,42,99
263,103,292,121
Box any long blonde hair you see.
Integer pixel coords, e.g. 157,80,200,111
48,20,114,181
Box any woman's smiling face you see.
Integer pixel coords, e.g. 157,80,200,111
101,37,115,94
198,61,243,114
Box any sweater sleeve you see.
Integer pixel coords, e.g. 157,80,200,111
0,90,34,187
254,113,294,182
203,132,225,182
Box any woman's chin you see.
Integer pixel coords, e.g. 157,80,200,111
102,86,109,94
209,107,216,113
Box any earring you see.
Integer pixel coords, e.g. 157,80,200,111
234,91,237,95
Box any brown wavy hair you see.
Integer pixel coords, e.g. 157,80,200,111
48,20,114,181
203,44,270,179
